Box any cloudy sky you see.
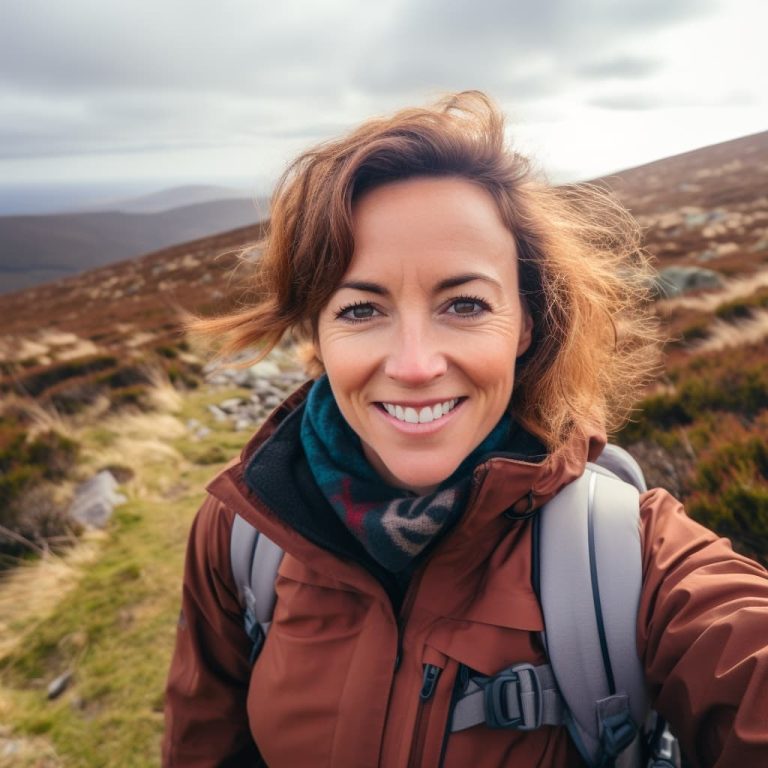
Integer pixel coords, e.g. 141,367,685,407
1,0,765,202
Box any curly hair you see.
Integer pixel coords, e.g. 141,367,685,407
191,91,661,450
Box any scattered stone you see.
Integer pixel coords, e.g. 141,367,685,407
68,471,126,529
207,404,227,421
248,359,281,378
715,242,739,257
219,398,244,413
47,671,72,700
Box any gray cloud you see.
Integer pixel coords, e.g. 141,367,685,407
0,0,721,171
575,56,663,79
588,93,664,111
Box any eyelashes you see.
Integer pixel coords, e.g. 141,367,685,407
334,295,493,323
446,295,491,316
334,300,379,322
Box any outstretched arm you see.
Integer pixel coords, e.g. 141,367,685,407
638,488,768,768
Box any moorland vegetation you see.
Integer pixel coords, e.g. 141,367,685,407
0,132,766,765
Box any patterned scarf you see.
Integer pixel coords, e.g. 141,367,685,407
300,375,510,573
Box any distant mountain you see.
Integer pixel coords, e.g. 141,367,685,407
0,196,268,294
87,185,267,215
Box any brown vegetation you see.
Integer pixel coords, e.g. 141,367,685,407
0,133,767,564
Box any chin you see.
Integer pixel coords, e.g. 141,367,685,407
384,459,460,495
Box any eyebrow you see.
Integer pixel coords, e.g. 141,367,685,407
337,273,501,296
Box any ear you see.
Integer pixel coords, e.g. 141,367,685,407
516,301,534,357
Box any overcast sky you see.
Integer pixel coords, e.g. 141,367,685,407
1,0,765,198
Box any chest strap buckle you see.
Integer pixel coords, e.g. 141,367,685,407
484,663,543,730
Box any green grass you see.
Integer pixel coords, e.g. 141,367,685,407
0,390,250,767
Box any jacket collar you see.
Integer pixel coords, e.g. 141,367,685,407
206,381,605,592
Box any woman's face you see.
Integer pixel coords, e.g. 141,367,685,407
315,176,533,494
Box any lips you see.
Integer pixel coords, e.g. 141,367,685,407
378,398,460,424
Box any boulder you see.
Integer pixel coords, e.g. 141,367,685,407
653,266,723,299
68,470,126,529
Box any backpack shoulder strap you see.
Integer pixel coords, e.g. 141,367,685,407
534,463,649,766
230,513,284,662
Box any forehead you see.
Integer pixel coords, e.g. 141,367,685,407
347,176,518,281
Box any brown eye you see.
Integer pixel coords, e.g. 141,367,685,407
447,297,489,316
452,300,479,315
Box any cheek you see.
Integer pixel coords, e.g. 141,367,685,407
319,342,375,399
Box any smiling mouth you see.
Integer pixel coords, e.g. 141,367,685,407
377,398,462,424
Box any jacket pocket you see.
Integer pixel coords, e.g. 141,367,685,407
417,620,564,768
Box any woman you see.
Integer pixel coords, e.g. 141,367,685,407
163,92,768,767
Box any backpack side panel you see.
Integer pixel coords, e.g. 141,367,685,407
537,467,648,766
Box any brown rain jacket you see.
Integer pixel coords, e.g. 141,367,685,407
163,386,768,767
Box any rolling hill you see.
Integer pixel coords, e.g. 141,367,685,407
0,196,267,295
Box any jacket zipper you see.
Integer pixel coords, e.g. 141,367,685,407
400,473,485,766
437,663,469,767
407,662,444,768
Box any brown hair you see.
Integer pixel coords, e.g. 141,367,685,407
192,91,661,450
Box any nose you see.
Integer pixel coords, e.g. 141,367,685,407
383,316,448,385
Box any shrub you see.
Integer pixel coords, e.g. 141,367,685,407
0,484,78,567
109,385,151,411
96,365,152,389
0,417,80,564
11,354,118,397
48,379,102,414
714,287,768,322
0,418,78,497
688,482,768,567
155,345,178,359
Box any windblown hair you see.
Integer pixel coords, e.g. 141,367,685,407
192,91,661,451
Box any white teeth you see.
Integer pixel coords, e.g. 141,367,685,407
381,398,460,424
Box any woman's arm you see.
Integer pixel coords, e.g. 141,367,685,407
638,488,768,768
162,494,265,767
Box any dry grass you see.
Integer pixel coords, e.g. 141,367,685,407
693,309,768,353
0,332,104,367
0,394,71,439
0,721,61,768
0,532,105,659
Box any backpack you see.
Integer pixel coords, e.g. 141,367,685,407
229,444,681,768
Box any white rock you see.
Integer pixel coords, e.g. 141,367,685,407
219,398,244,413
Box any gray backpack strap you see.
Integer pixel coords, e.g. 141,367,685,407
596,444,647,493
230,513,284,662
537,465,649,767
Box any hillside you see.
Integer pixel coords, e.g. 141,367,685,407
0,197,266,295
0,131,767,764
84,185,261,214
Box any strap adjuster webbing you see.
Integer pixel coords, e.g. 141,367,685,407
595,696,639,766
451,663,563,733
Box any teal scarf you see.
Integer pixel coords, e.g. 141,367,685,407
300,376,510,573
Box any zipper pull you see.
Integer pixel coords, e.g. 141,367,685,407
419,663,442,701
